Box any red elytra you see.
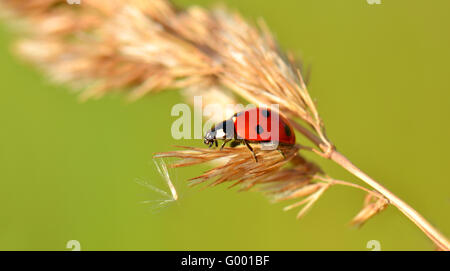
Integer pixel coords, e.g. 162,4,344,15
232,107,295,145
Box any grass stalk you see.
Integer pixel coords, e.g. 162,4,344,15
293,122,450,250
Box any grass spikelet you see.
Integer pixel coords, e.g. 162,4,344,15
155,145,334,219
351,194,389,227
156,145,304,186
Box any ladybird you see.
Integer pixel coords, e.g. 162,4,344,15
203,107,296,161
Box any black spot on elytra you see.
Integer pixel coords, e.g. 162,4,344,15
261,109,270,118
256,125,264,135
284,123,292,137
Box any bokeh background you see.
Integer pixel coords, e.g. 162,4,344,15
0,0,449,250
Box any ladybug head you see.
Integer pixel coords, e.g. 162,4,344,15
203,129,217,147
204,120,234,147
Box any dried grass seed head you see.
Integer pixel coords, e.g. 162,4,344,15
2,0,327,137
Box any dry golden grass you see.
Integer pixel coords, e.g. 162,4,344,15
155,145,329,219
1,0,448,250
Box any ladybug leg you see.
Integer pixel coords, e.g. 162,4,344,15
244,140,258,162
208,140,215,148
220,139,231,150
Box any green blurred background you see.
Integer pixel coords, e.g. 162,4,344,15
0,0,449,250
